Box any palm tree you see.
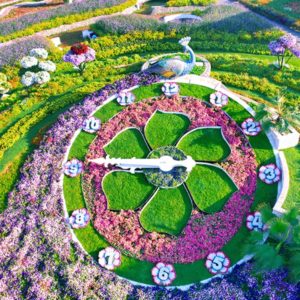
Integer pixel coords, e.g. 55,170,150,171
255,88,300,134
243,205,300,282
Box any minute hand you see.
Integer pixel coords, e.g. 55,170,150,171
89,155,196,173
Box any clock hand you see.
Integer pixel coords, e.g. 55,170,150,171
89,155,196,173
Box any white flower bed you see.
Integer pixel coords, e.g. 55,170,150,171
258,163,281,184
39,61,56,72
117,90,135,106
82,116,101,133
98,247,121,270
30,48,48,59
151,262,176,286
34,71,50,85
205,251,230,275
210,91,228,107
162,82,179,97
21,71,36,87
68,208,90,229
20,56,38,69
64,158,84,177
241,118,261,136
246,211,266,231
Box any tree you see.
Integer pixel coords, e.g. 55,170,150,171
243,205,300,282
255,88,300,134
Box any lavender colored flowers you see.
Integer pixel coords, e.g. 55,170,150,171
268,33,300,69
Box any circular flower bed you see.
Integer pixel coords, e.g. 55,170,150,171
84,95,257,264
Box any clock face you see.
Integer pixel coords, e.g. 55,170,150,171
83,94,257,265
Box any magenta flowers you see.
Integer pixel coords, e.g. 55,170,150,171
63,43,96,74
268,34,300,69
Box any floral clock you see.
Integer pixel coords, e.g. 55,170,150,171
63,78,280,286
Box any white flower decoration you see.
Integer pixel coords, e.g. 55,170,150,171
82,116,101,133
39,61,56,72
151,262,176,286
241,118,261,136
258,163,281,184
21,71,36,87
246,211,266,231
117,90,135,106
98,247,121,270
205,251,231,275
30,48,48,59
34,71,50,85
20,56,38,69
68,208,90,229
162,82,179,97
210,91,228,107
64,158,84,177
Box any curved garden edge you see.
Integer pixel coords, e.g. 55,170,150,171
62,76,281,288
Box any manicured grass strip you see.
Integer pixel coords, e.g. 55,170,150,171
104,128,150,158
93,99,124,123
133,83,163,101
186,164,237,213
283,145,300,211
179,83,213,100
223,99,252,124
103,171,155,210
68,132,95,161
140,185,192,236
144,111,190,149
177,127,231,162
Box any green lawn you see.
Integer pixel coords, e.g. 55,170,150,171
145,110,191,149
103,172,155,210
283,145,300,210
177,127,231,162
104,128,150,158
140,185,192,236
186,164,238,213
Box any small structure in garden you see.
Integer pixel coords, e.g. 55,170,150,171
145,37,196,79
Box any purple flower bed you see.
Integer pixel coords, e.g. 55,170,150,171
0,35,51,68
0,0,126,37
0,72,298,298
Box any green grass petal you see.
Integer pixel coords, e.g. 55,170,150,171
186,164,237,213
104,128,149,159
144,111,190,149
103,171,155,210
177,127,231,162
140,185,192,236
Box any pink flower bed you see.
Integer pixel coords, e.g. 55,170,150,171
84,96,257,264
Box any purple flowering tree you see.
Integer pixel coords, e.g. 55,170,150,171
63,43,96,75
268,34,300,70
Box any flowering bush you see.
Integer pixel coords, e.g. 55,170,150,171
85,95,257,263
30,48,48,59
246,211,266,231
0,72,12,98
39,61,56,72
20,56,38,69
162,82,179,97
258,164,281,184
210,91,228,107
241,118,261,136
68,208,90,229
205,251,231,275
20,48,55,87
82,116,101,133
63,44,96,74
268,34,300,69
151,262,176,285
98,247,121,270
64,158,84,177
116,90,135,105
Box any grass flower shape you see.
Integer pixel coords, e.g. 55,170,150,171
100,110,237,236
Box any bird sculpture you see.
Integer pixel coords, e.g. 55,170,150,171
145,37,195,79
